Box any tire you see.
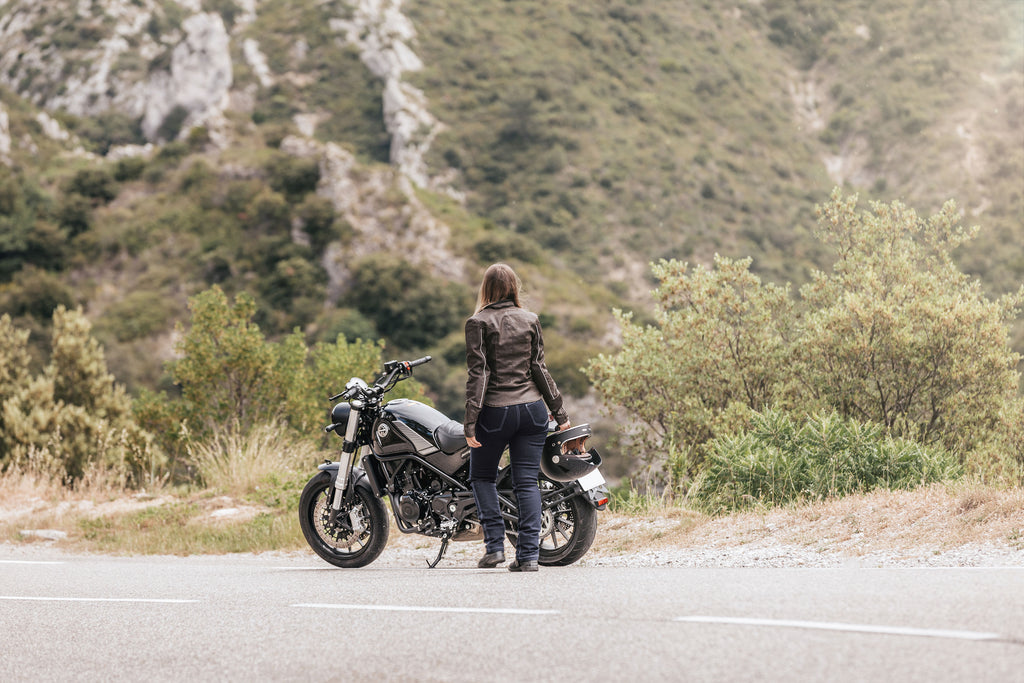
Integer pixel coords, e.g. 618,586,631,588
504,480,598,567
298,471,389,568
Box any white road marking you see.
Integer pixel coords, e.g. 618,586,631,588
0,596,198,604
898,567,1024,571
674,616,1004,641
292,603,558,616
0,560,64,565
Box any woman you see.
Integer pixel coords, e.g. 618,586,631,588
464,263,570,572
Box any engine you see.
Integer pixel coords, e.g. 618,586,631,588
391,464,481,540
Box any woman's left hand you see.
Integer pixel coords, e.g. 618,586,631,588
467,435,482,448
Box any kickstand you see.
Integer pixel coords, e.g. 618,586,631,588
426,536,450,569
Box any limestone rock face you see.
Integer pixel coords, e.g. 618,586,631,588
140,13,233,141
331,0,447,192
35,112,70,142
280,135,465,295
0,3,232,145
0,107,11,164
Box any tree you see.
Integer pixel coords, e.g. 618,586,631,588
587,254,793,478
796,190,1023,456
142,286,431,459
170,287,279,431
0,308,158,484
0,169,62,277
0,314,33,409
588,190,1023,480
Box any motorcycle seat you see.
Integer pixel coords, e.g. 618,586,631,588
433,420,468,454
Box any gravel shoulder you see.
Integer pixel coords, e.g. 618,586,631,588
584,483,1024,568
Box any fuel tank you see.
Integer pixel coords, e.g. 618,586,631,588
372,399,470,476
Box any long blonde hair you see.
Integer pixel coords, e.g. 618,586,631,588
475,263,522,313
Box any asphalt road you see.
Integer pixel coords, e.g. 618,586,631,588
1,549,1022,682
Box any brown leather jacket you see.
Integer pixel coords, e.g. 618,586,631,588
464,299,569,439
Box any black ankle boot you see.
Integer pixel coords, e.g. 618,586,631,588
508,559,539,572
478,550,505,568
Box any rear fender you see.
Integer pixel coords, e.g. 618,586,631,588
498,468,609,511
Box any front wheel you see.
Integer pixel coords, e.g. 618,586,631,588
505,481,598,567
299,471,389,568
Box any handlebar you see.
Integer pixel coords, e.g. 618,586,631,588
328,356,432,403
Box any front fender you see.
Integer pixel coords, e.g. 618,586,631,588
317,463,373,495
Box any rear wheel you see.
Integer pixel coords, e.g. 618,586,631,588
504,481,598,567
299,471,389,568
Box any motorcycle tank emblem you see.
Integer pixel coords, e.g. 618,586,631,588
376,423,390,439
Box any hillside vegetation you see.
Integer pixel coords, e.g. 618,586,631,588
407,0,1023,287
0,0,1021,493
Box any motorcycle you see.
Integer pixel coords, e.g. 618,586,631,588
298,356,610,568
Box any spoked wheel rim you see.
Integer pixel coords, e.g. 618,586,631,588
310,485,373,556
538,481,577,553
504,480,581,563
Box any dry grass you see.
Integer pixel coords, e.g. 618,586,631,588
0,462,155,524
186,423,320,496
0,465,170,545
0,424,319,553
0,471,301,554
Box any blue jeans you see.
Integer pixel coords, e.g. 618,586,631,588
470,400,548,563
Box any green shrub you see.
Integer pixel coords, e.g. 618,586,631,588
114,157,147,182
96,291,175,342
65,167,119,203
0,169,61,277
472,231,543,265
798,191,1023,456
264,152,320,201
257,256,326,333
186,126,211,150
167,287,282,434
348,257,472,350
542,333,600,399
588,253,793,477
67,111,145,155
156,105,189,142
244,188,290,234
137,286,430,461
180,159,216,193
295,195,341,253
313,307,378,345
688,409,961,515
0,265,76,319
56,193,93,236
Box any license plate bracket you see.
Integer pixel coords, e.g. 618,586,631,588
576,469,605,491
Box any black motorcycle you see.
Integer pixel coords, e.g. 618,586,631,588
298,356,609,568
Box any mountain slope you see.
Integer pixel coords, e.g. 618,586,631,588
0,0,1020,418
406,0,1023,287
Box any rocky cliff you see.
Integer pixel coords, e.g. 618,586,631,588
0,0,461,279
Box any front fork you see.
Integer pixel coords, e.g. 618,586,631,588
329,406,361,523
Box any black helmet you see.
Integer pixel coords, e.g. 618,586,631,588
326,402,352,438
541,424,603,482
